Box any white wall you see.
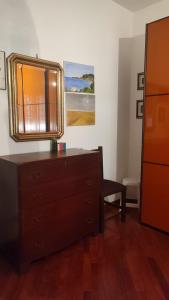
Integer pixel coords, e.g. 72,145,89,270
133,0,169,36
128,0,169,180
0,0,133,180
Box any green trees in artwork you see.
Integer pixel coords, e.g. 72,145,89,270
80,74,94,93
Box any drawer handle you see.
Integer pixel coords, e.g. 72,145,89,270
34,241,41,248
33,217,41,223
32,194,42,202
86,218,94,224
84,199,93,204
86,180,93,186
33,172,41,180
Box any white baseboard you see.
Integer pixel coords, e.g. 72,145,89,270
126,203,139,208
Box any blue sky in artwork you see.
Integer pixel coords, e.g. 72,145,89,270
64,61,94,78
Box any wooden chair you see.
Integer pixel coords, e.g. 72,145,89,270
95,146,126,224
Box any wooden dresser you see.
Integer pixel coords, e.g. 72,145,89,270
0,149,102,271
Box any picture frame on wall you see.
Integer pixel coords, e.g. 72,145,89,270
137,72,144,90
136,100,144,119
64,61,95,126
64,61,94,94
0,51,6,90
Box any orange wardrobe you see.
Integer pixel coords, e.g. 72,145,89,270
141,17,169,233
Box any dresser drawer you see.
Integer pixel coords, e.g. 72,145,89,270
21,191,99,232
20,174,100,209
21,215,99,262
21,192,99,260
19,154,99,188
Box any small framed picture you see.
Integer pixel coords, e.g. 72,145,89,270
136,100,144,119
137,72,144,90
0,51,6,90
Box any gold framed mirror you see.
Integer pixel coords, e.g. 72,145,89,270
7,53,64,141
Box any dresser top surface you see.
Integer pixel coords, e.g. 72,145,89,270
0,149,98,165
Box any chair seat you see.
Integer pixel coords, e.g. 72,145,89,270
103,179,126,197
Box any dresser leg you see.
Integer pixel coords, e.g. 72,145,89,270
18,262,30,273
92,226,100,236
121,189,126,222
99,195,104,233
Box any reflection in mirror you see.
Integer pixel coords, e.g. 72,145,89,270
17,64,58,133
7,54,64,141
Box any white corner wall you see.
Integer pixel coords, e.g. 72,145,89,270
0,0,133,180
116,38,132,181
128,35,145,179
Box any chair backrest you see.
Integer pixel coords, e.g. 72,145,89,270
92,146,104,180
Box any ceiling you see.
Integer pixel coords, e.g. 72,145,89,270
112,0,163,12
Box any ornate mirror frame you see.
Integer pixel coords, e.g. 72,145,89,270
7,53,64,141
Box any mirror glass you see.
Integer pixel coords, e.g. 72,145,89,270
7,54,64,141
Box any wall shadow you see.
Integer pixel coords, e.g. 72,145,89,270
0,0,39,55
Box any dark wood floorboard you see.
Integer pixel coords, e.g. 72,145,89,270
0,208,169,300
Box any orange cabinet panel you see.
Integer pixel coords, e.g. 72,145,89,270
145,18,169,95
141,163,169,233
143,95,169,164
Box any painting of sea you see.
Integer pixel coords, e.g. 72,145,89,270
66,93,95,126
64,61,94,94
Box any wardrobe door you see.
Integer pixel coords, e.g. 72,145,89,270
145,18,169,95
141,163,169,233
143,95,169,164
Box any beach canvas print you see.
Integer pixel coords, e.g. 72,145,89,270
64,61,94,94
66,93,95,126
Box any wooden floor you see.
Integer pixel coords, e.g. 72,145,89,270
0,209,169,300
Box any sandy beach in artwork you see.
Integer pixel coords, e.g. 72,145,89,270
66,93,95,126
67,111,95,126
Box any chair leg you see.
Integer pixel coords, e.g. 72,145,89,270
121,189,126,222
